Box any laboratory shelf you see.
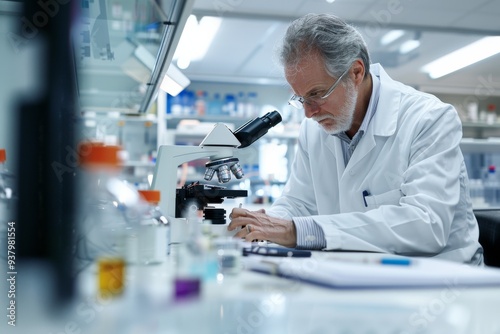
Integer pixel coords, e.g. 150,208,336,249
462,121,500,138
165,115,250,130
462,122,500,129
121,161,155,168
460,138,500,153
82,112,158,123
172,129,299,141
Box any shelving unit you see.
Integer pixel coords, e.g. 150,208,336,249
460,138,500,154
79,111,159,187
462,121,500,139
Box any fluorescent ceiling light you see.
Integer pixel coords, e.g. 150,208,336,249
194,16,222,60
173,15,197,69
422,36,500,79
160,64,191,96
381,30,405,45
173,15,222,69
399,39,420,54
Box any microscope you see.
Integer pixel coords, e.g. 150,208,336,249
151,111,282,240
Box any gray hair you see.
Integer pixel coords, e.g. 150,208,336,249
279,13,370,78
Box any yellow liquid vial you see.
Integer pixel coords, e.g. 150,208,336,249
97,257,125,297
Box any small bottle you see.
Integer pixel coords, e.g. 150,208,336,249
208,93,223,116
483,165,499,207
173,208,218,300
137,190,170,265
246,92,259,117
467,102,479,122
469,179,485,208
486,104,497,125
170,92,183,115
236,92,246,117
224,93,236,116
194,90,207,116
173,212,203,300
183,90,195,115
475,179,486,208
77,142,145,298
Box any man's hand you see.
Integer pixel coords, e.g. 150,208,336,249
227,207,297,248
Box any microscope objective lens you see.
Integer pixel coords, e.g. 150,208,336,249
230,163,244,179
218,165,231,183
204,168,216,181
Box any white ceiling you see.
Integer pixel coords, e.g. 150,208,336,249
184,0,500,96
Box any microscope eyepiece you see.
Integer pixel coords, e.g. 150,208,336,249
261,110,282,127
233,111,282,148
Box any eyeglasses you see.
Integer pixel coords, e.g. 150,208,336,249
288,67,350,109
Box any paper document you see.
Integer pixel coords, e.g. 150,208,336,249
243,254,500,289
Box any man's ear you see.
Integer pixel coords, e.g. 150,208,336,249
351,59,366,86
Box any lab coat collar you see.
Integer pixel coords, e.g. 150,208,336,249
327,134,346,180
340,64,399,175
369,63,400,137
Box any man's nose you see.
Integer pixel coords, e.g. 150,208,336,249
304,103,319,118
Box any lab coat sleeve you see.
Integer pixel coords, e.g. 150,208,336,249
316,102,467,255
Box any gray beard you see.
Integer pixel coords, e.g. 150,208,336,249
315,80,357,135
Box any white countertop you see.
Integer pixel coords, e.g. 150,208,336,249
5,249,500,334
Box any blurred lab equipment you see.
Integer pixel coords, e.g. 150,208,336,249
76,143,147,297
136,189,170,264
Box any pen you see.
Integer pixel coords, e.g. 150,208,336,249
328,256,412,266
362,190,370,207
379,257,412,266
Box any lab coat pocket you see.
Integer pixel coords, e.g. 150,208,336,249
364,188,402,209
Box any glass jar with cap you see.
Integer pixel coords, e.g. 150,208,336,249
76,142,145,297
136,189,170,265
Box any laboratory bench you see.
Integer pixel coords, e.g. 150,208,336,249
5,247,500,334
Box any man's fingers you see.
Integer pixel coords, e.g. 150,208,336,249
233,226,255,239
230,208,247,217
228,216,255,230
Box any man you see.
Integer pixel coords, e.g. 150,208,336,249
228,13,483,265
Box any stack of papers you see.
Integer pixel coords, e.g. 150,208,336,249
243,254,500,289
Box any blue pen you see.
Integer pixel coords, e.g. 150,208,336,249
362,190,370,207
328,256,412,266
380,257,412,266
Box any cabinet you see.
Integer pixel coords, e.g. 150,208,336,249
77,0,194,114
443,90,500,209
75,0,195,187
461,136,500,210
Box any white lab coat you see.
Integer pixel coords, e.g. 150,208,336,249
268,64,483,264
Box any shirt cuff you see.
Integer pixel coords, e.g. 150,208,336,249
293,216,327,250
